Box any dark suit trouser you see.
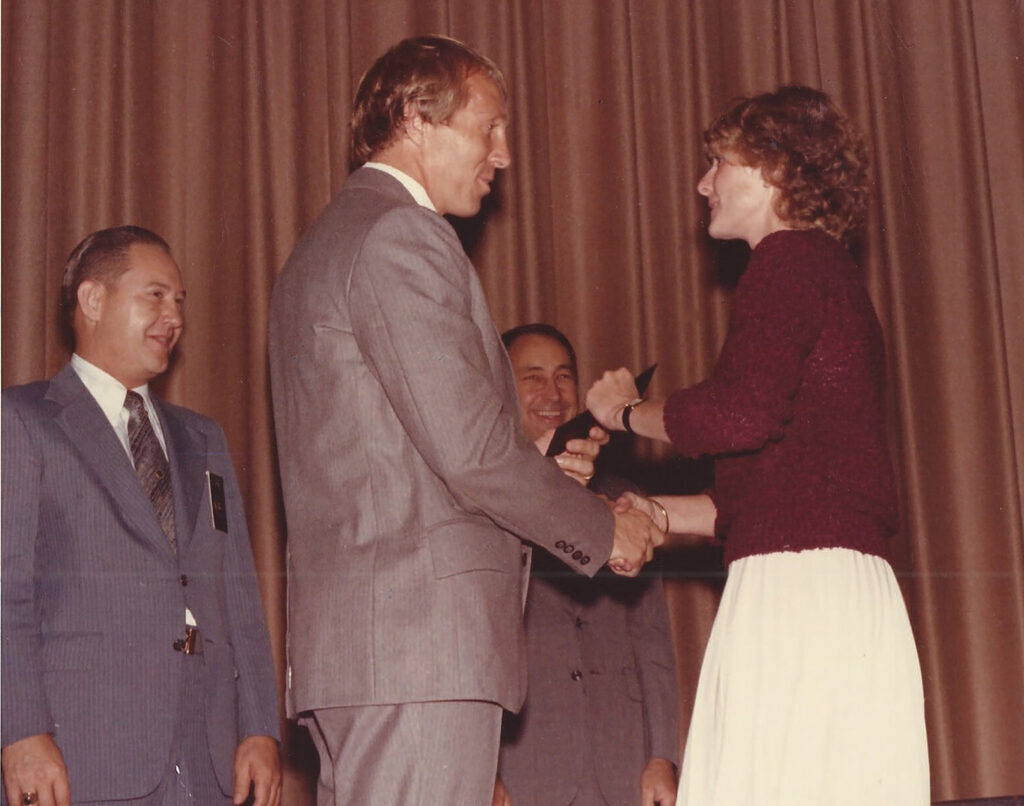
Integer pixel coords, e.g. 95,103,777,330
568,775,611,806
568,745,611,806
303,701,502,806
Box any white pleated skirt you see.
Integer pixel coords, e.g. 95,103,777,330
677,547,930,806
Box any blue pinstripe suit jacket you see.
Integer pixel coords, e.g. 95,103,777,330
1,365,279,802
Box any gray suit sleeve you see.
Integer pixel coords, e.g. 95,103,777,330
1,393,55,746
348,207,613,570
210,423,281,742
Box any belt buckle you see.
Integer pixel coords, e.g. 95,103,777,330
183,626,202,655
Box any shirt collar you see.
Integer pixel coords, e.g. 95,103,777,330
71,353,153,423
364,162,438,212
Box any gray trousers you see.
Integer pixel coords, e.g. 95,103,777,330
303,701,502,806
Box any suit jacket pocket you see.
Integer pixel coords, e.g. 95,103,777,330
426,518,519,579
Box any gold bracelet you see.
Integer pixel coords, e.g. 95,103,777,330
649,497,669,536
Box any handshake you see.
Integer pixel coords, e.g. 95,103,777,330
606,492,669,577
542,425,664,576
542,426,671,577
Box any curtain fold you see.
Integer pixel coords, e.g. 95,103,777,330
3,1,1022,801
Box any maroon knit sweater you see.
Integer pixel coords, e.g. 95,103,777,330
663,229,898,565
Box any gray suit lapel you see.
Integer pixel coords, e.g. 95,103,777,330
47,365,175,557
157,402,207,556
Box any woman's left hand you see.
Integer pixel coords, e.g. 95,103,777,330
586,368,639,431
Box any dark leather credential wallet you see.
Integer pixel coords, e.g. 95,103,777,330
544,363,657,457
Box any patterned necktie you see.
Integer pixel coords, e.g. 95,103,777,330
124,390,176,553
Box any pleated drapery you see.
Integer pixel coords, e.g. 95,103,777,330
3,2,1022,802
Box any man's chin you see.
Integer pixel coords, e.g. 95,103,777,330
143,354,172,379
449,200,483,218
527,418,568,442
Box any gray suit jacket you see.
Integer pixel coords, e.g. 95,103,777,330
499,476,679,806
268,167,614,717
1,365,279,803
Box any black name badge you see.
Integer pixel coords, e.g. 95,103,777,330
206,471,228,532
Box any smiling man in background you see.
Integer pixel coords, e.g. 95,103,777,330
1,226,280,806
494,324,679,806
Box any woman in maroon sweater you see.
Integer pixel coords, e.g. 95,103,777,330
588,86,929,804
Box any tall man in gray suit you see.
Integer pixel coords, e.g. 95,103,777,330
495,324,679,806
268,36,659,806
1,227,281,806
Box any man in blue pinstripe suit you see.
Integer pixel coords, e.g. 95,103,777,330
1,227,280,806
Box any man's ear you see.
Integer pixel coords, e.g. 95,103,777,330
403,109,428,147
77,279,106,324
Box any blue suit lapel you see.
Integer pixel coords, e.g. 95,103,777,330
157,401,207,556
46,365,176,557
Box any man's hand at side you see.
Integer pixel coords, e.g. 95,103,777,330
491,776,512,806
640,757,678,805
1,734,70,806
233,735,281,806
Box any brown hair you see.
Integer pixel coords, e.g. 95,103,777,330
61,225,171,330
704,85,870,244
350,35,507,167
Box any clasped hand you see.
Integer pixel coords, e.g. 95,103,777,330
536,424,663,576
606,493,666,577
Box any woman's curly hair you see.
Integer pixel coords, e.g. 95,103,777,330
704,85,870,245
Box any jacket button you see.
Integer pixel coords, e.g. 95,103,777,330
179,575,189,586
570,670,582,681
173,639,185,652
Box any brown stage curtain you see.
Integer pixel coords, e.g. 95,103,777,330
3,1,1022,802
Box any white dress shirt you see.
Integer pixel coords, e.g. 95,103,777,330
364,161,438,212
71,354,195,626
71,353,168,460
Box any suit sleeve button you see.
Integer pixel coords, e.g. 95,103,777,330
572,550,582,560
581,556,590,565
555,540,566,549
